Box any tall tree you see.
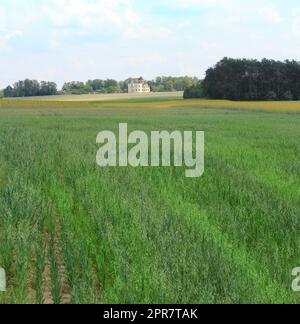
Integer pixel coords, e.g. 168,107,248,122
185,58,300,101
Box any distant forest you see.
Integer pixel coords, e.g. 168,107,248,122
184,58,300,101
1,80,58,98
0,76,199,98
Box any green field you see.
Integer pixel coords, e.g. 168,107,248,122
0,98,300,304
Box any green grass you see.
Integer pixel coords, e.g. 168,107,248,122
0,98,300,304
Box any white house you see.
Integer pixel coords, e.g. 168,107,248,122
128,77,151,93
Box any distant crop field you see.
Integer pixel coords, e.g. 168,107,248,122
0,98,300,304
11,91,184,102
2,98,300,113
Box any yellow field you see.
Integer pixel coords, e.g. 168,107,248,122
1,98,300,114
192,100,300,113
96,99,300,113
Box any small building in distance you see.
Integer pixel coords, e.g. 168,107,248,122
128,77,151,93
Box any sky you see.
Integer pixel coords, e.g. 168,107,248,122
0,0,300,88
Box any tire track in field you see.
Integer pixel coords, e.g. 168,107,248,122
42,233,54,304
53,220,72,304
42,221,72,304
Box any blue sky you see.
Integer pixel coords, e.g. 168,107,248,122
0,0,300,87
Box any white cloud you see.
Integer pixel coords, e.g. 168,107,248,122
177,21,193,30
123,26,171,40
292,18,300,36
0,30,23,50
200,41,224,51
257,5,282,24
292,8,300,37
0,9,6,32
0,0,300,89
42,0,173,46
173,0,236,8
127,54,168,65
43,0,140,34
288,47,300,55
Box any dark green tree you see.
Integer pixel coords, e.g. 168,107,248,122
185,58,300,101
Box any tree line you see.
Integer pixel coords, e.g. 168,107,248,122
2,80,58,98
1,76,199,98
184,58,300,101
62,76,199,95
